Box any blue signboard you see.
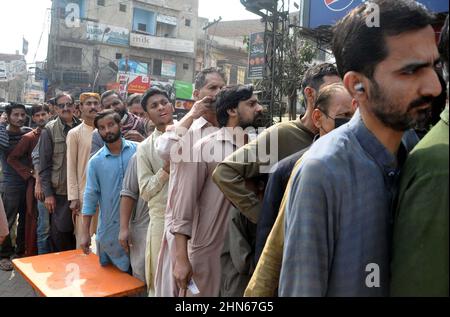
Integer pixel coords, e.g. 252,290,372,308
303,0,449,29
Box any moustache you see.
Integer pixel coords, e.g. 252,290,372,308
408,96,434,111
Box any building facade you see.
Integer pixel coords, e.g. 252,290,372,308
46,0,199,97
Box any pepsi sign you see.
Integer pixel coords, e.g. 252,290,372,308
302,0,448,29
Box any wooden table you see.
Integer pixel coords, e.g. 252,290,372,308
12,250,146,297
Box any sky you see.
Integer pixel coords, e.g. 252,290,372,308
0,0,295,65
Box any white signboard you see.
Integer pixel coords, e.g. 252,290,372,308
130,32,194,54
0,61,7,81
162,60,177,78
157,14,178,26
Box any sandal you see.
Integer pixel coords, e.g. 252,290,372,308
0,258,13,271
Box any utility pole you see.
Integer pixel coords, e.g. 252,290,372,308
202,17,222,69
92,27,111,92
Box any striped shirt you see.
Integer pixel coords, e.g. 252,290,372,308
280,111,417,297
0,123,32,191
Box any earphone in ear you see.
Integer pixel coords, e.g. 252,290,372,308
355,83,365,92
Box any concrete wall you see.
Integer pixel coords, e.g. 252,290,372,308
48,0,199,93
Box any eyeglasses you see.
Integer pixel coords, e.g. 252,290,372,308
56,102,74,109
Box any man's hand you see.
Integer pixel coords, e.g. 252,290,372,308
189,96,215,120
79,231,91,255
163,160,170,174
0,112,8,125
124,130,145,142
118,228,132,254
44,196,56,214
34,180,45,202
173,256,193,291
69,199,81,214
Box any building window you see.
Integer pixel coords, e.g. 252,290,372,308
119,4,126,12
97,0,105,6
133,8,156,35
57,46,82,65
115,53,123,60
137,23,147,32
185,19,191,27
153,59,162,76
183,63,189,70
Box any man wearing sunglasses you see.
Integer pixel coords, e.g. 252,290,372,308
90,91,147,157
38,93,81,252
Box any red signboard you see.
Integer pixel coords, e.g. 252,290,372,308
127,75,151,94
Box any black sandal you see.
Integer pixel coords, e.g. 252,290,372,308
0,258,13,271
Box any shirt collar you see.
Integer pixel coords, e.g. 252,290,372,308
349,110,400,175
441,106,449,126
191,116,211,131
216,127,242,147
103,138,131,157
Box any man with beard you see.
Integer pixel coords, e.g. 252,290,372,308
80,110,137,272
67,93,101,248
390,15,449,297
154,67,226,297
172,85,263,297
39,93,81,252
7,104,50,257
280,0,442,297
213,64,340,229
0,104,32,270
90,91,146,156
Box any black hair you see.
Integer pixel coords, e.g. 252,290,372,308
439,15,449,75
141,87,170,112
94,109,122,130
194,67,226,90
54,92,74,105
47,98,56,106
216,85,254,128
314,83,348,114
127,94,142,107
332,0,435,79
100,90,122,106
31,104,50,116
302,63,339,93
5,103,26,117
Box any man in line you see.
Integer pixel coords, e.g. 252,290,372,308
154,67,226,297
0,104,32,270
7,104,51,257
280,0,442,296
136,87,174,296
90,91,146,156
255,84,356,264
172,85,263,297
213,63,340,225
245,83,354,297
119,153,149,284
390,15,449,297
67,93,101,248
80,110,138,272
39,93,81,252
127,93,155,137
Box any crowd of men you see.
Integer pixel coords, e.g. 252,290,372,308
0,0,448,297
